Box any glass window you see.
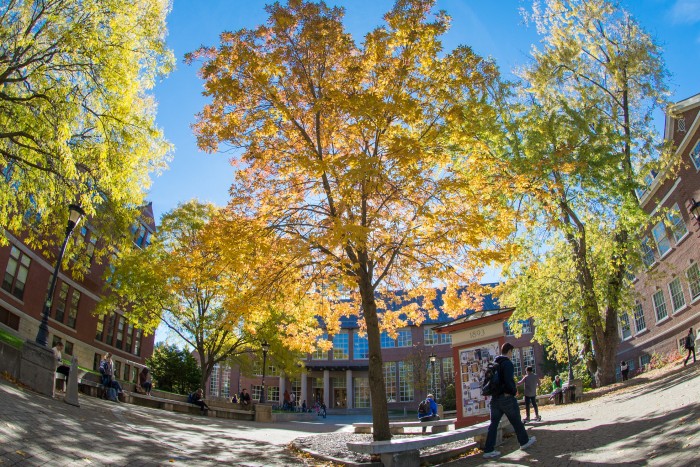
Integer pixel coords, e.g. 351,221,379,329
687,263,700,301
380,331,396,348
332,332,349,360
440,333,452,344
251,385,262,401
651,221,671,256
504,321,513,336
424,327,439,345
252,360,262,376
133,329,142,356
267,385,279,403
398,361,414,402
2,246,31,300
130,366,138,383
669,277,686,312
396,330,412,348
54,283,69,323
620,313,631,339
95,315,105,341
114,360,121,380
690,140,700,170
66,289,80,328
522,346,535,369
311,334,328,360
64,341,73,356
124,364,130,382
115,316,124,349
353,331,368,359
105,313,116,345
521,320,533,334
384,362,397,403
222,367,231,398
93,353,101,372
652,290,668,321
291,379,301,404
210,364,220,397
511,348,522,378
125,323,134,352
442,357,454,385
633,303,646,333
641,237,656,268
667,204,688,242
353,377,370,408
640,354,651,368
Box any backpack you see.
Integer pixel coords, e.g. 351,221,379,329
482,361,504,397
686,335,694,350
418,398,429,415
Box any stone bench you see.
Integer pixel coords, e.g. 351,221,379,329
347,420,516,467
121,392,255,421
353,418,456,434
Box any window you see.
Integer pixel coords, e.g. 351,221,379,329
396,330,412,348
640,354,651,368
687,263,700,301
51,335,63,350
64,341,73,356
132,223,149,248
266,363,280,377
669,277,686,312
442,357,454,384
521,320,533,334
353,331,368,359
252,385,262,401
312,334,328,360
252,360,262,376
332,332,348,360
66,289,80,328
678,337,687,352
105,313,116,345
522,346,535,369
81,227,98,264
54,283,69,323
130,366,137,383
133,329,142,356
384,362,397,403
511,348,522,377
124,364,130,382
115,316,124,349
114,360,121,380
635,171,657,199
291,379,301,403
667,204,688,242
2,246,31,300
125,323,134,352
95,315,105,341
690,140,700,170
424,327,439,345
267,386,279,403
221,367,230,398
504,321,513,336
652,290,668,321
651,221,671,256
633,303,646,333
210,364,220,397
380,331,396,348
353,377,370,408
398,361,414,402
677,118,686,132
440,333,452,344
93,353,101,372
641,237,656,267
620,313,631,339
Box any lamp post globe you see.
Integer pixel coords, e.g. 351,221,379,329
35,204,85,347
260,341,270,403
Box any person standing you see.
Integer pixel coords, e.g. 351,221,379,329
620,360,629,381
52,341,70,378
517,366,541,423
684,328,696,366
290,391,297,411
483,343,536,459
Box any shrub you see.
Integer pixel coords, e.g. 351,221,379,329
537,375,553,396
442,383,456,411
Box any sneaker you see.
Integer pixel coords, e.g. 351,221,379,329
536,416,542,422
483,451,501,458
520,436,537,450
522,418,530,423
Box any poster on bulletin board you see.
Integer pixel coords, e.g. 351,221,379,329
459,341,500,418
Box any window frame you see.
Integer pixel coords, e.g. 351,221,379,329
668,277,686,313
651,221,671,257
633,303,646,333
652,290,668,322
2,245,31,300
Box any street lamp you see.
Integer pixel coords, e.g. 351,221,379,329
35,204,85,347
429,353,437,397
260,340,270,403
560,316,575,384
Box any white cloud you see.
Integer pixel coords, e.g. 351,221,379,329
669,0,700,24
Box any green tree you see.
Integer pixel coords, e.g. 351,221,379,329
146,343,202,395
188,0,514,440
0,0,174,271
499,0,670,386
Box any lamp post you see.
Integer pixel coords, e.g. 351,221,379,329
35,204,85,347
429,353,437,397
560,317,575,384
260,340,269,403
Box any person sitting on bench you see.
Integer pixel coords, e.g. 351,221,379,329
138,367,153,395
188,388,210,414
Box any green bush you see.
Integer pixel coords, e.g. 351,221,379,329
442,383,456,411
537,375,553,396
0,327,23,349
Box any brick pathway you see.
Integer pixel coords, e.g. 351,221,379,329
443,362,700,466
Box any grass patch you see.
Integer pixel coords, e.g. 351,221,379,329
0,327,23,349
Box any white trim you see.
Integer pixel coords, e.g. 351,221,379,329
655,316,670,326
617,308,700,356
673,231,691,246
649,178,682,217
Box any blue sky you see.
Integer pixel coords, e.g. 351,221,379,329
148,1,698,343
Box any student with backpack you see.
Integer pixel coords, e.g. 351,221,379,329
417,393,439,433
482,343,536,459
684,328,696,366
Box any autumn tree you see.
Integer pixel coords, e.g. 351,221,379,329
499,0,669,386
0,0,173,271
99,200,310,394
189,0,515,439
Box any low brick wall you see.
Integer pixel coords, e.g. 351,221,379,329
0,340,21,378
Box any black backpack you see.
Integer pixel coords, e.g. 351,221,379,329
686,335,694,349
482,361,504,396
418,398,429,415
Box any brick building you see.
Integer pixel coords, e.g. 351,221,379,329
206,289,545,411
0,204,157,381
617,92,700,373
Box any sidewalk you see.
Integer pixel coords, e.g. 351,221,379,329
442,362,700,466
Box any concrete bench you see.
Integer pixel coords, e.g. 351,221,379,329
353,418,456,434
347,420,516,467
121,392,255,421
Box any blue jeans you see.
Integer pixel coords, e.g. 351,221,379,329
524,396,539,419
484,395,529,452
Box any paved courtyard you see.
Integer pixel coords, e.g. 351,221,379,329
1,362,699,466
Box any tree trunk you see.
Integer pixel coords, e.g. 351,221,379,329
359,273,391,441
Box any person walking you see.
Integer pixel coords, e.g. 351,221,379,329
517,366,541,423
483,343,536,459
620,360,629,381
684,328,696,366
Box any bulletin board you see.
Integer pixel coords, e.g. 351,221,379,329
459,341,500,418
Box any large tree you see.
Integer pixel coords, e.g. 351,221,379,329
499,0,669,386
189,0,514,439
0,0,173,270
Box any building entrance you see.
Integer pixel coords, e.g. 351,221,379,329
333,388,347,408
